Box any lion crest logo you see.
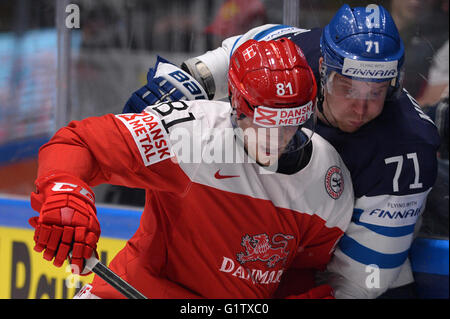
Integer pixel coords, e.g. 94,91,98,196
236,233,294,268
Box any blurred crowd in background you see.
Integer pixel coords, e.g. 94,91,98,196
0,0,448,238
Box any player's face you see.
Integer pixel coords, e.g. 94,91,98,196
237,116,298,166
322,72,389,133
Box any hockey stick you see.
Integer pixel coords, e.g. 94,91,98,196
83,255,148,299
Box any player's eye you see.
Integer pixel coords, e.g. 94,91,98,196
368,88,388,99
336,83,353,94
370,90,382,97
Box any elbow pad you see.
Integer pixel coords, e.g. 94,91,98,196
181,58,216,100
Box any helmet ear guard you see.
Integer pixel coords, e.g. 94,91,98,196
386,67,405,100
228,88,254,120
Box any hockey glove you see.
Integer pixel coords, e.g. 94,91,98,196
285,284,335,299
123,56,208,113
28,171,100,275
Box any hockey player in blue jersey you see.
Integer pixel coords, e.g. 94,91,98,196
122,4,440,298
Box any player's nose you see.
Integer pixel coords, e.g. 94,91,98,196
351,99,367,118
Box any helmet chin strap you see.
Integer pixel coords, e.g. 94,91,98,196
317,63,336,128
317,85,335,128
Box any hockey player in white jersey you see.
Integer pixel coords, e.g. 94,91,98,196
29,38,354,298
123,4,440,298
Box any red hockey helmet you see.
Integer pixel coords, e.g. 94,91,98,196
228,38,317,128
228,38,318,168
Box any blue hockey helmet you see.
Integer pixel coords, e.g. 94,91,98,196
320,4,405,97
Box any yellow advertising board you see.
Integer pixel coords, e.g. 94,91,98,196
0,225,127,299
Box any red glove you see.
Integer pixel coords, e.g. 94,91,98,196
285,284,335,299
29,171,100,275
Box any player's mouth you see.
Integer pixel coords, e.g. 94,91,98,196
349,120,364,128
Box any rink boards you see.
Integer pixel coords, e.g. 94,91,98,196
0,194,448,299
0,195,140,299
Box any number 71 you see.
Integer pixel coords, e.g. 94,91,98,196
384,153,422,192
365,41,379,53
